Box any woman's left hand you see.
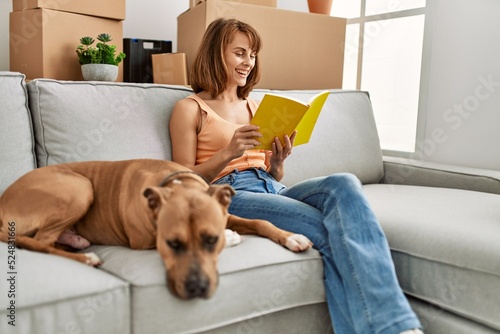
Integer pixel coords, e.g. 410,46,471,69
270,131,296,164
266,131,296,181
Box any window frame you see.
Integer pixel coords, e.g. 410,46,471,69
343,1,432,158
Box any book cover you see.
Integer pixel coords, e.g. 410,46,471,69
250,90,330,150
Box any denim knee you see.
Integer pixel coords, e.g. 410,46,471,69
310,173,364,201
324,173,362,189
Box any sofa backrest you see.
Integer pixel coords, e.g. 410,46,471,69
27,79,193,167
250,89,384,185
25,79,383,187
0,72,37,194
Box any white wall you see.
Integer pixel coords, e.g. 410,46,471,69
123,0,188,51
422,0,500,170
1,0,499,171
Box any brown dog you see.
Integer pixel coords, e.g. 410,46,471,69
0,159,312,299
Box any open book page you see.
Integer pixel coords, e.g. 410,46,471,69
294,90,330,146
250,91,330,150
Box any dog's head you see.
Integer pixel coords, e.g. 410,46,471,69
143,182,235,299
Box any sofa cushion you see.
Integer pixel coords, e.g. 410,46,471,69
407,296,500,334
0,72,36,193
27,79,193,167
86,236,332,334
250,89,384,185
364,184,500,331
0,243,130,334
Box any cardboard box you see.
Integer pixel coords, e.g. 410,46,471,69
178,0,346,90
12,0,126,20
10,9,123,81
189,0,276,9
152,53,188,85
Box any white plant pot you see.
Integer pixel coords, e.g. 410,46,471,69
81,64,118,82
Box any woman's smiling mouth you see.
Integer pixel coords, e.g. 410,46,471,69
236,69,249,77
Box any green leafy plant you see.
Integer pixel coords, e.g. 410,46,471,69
76,33,126,65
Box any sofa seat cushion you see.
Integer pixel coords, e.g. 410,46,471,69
0,243,130,334
407,295,500,334
27,79,193,166
87,236,331,334
250,89,384,186
364,184,500,331
0,72,36,193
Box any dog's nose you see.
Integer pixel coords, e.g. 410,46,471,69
185,268,210,298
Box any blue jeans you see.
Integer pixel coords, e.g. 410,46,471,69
214,168,421,334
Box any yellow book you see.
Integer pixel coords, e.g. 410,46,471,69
250,90,330,150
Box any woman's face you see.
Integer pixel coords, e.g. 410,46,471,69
224,32,257,88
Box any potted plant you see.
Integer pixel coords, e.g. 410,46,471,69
76,33,126,82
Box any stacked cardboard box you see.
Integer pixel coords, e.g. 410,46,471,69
10,0,125,81
178,0,346,90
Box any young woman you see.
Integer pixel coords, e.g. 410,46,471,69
170,18,423,334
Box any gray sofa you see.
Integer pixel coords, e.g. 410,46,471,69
0,71,499,334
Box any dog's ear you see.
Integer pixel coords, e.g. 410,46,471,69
143,187,172,213
208,184,235,208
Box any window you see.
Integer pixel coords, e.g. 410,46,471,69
333,0,426,153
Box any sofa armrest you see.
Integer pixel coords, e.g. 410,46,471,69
382,156,500,194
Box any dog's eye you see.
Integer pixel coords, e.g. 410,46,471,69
205,236,218,245
203,235,219,251
166,239,185,253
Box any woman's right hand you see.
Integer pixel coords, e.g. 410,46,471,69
225,125,262,160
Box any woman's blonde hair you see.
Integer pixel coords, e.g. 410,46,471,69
190,18,262,99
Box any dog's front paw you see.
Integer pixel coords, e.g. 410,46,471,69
85,252,103,267
224,229,242,248
285,234,313,252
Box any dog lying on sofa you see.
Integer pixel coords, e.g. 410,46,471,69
0,158,312,299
